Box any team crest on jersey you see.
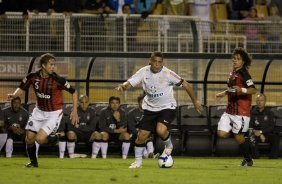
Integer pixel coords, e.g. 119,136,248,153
264,116,268,121
19,115,22,122
28,121,33,126
109,124,116,130
246,79,254,86
87,113,90,121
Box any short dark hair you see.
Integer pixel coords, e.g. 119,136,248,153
39,53,55,68
257,93,266,101
109,96,120,103
232,47,252,70
79,95,89,102
122,3,131,11
150,51,163,60
11,96,21,103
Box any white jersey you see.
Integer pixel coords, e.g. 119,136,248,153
128,65,183,111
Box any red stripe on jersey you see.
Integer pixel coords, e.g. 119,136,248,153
20,71,64,112
169,71,181,80
226,70,252,116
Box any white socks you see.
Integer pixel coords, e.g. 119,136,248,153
59,141,66,158
122,142,130,159
67,142,75,158
0,133,7,152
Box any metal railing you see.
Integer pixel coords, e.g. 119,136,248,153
0,13,281,53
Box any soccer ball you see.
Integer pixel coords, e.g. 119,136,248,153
158,153,174,168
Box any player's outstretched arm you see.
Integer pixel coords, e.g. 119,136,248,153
7,88,24,101
182,80,203,113
116,81,132,92
215,90,227,101
70,91,79,125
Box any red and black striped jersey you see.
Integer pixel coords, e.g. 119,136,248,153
226,68,255,117
19,70,75,112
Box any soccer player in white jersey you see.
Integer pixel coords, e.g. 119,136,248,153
116,51,203,168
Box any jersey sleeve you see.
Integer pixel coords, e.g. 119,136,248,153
128,67,145,87
168,70,183,87
241,70,255,88
19,73,35,91
52,73,76,94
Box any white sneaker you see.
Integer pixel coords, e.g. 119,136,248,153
69,154,75,159
163,146,173,156
91,154,97,159
122,155,127,159
129,162,142,169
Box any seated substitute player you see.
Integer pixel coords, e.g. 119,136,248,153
249,93,280,159
92,96,131,159
2,97,29,157
62,95,98,158
7,53,79,168
127,94,156,158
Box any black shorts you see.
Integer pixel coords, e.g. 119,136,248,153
67,124,92,142
139,109,176,132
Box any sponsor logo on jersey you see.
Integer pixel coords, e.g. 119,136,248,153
36,92,51,99
28,121,33,126
147,92,164,98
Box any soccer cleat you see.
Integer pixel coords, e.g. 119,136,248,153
148,152,154,158
162,146,173,156
153,153,160,159
240,159,253,167
129,162,142,169
24,162,38,168
148,152,160,159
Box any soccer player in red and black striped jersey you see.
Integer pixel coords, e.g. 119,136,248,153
216,47,257,167
8,53,79,168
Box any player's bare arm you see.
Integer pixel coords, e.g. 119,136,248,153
70,91,79,125
232,86,257,95
116,81,132,91
7,88,24,101
113,111,121,122
182,80,203,113
216,90,227,99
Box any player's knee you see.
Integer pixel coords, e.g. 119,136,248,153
67,131,76,140
91,131,102,140
136,133,148,144
156,123,167,135
121,132,130,141
101,132,109,141
35,136,46,145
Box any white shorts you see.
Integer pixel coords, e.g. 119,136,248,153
25,106,63,135
217,112,250,134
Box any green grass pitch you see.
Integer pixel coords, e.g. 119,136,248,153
0,157,282,184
